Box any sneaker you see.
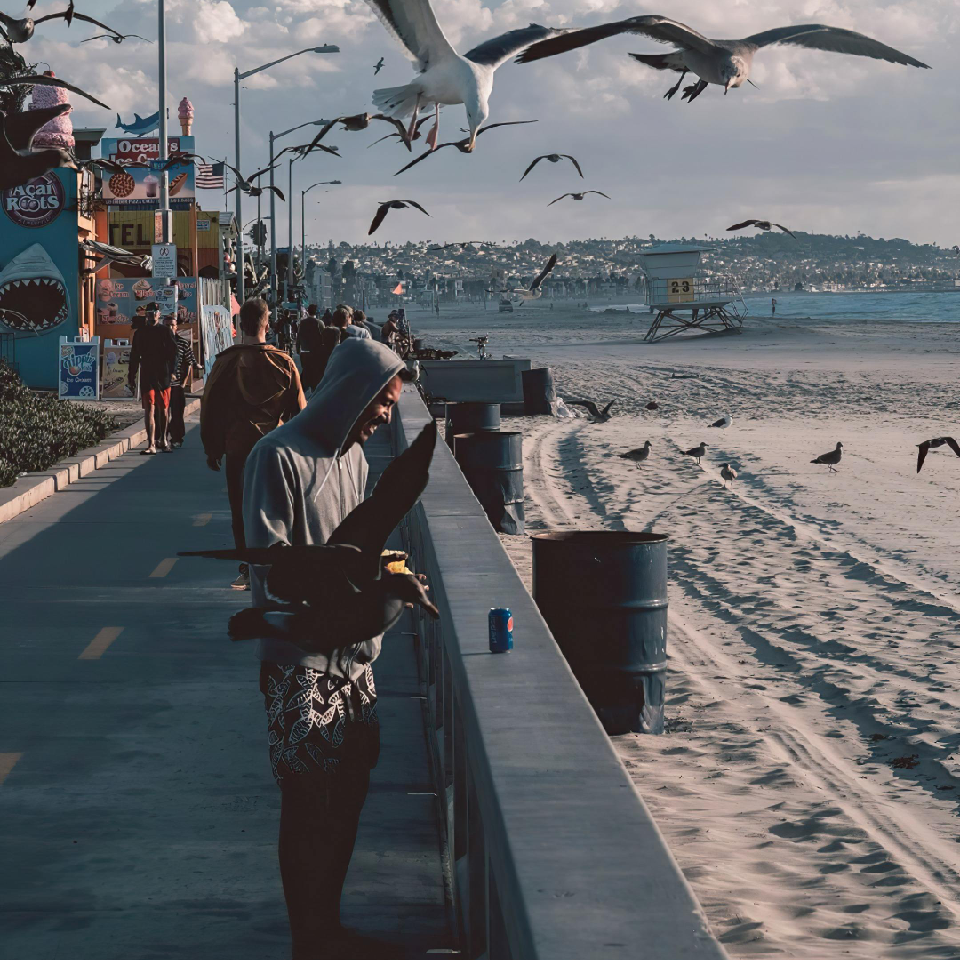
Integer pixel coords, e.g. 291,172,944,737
231,563,250,590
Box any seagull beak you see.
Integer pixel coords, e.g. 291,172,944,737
724,79,733,95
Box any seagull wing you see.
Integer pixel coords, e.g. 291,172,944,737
265,185,285,201
563,154,584,178
774,223,798,238
548,193,571,205
601,398,616,417
404,200,430,216
520,155,544,181
916,441,930,473
945,438,960,458
591,191,611,199
465,23,566,69
744,24,930,69
363,0,457,71
727,219,759,231
568,399,600,417
4,103,71,151
531,253,557,289
394,141,454,175
518,14,715,64
0,74,109,110
369,202,392,235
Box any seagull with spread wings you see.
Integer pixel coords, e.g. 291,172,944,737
80,32,149,44
568,398,617,422
517,15,930,103
916,437,960,473
364,0,565,151
728,219,797,239
548,190,610,206
224,162,285,201
0,73,109,110
508,253,558,301
308,113,411,151
0,3,129,44
520,153,583,181
369,199,430,235
393,120,536,175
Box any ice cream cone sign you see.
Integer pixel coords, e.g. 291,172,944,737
178,97,194,137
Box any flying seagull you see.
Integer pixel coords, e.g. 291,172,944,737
683,442,708,464
728,219,797,239
364,0,565,152
0,6,129,44
708,414,732,429
308,112,411,151
394,120,536,175
374,56,385,74
916,437,960,473
81,32,149,44
224,162,285,200
812,441,843,472
568,398,616,422
520,153,583,181
620,441,652,468
429,241,498,250
182,422,440,646
548,190,610,206
720,463,737,487
517,16,930,103
0,73,109,110
369,199,430,235
510,253,558,300
0,108,77,190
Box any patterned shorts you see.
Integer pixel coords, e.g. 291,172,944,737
259,662,380,785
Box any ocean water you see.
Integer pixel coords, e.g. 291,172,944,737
592,291,960,323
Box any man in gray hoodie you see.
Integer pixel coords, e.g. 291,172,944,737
242,338,410,959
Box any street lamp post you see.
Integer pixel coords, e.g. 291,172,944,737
233,45,338,306
157,0,170,244
301,181,341,294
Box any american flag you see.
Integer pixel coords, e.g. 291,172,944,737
196,162,225,190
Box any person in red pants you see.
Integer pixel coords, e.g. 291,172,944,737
200,298,305,589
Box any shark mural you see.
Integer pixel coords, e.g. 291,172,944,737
115,111,160,136
0,244,70,332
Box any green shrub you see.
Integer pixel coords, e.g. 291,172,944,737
0,361,116,487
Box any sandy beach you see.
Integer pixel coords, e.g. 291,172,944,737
410,299,960,957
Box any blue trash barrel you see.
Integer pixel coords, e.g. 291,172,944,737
532,531,668,734
454,431,524,535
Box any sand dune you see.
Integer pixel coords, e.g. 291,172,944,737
417,301,960,957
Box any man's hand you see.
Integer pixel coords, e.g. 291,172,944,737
206,455,221,472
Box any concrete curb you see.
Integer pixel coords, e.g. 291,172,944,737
0,397,202,525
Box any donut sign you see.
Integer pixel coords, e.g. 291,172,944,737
3,173,66,228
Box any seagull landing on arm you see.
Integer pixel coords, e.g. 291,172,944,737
548,190,610,206
520,153,583,181
517,15,929,103
364,0,566,153
728,219,797,239
916,437,960,473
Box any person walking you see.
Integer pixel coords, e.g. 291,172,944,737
128,301,178,455
200,298,305,589
163,313,199,449
298,304,325,393
381,311,400,350
243,339,412,960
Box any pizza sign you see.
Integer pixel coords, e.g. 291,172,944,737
3,174,66,228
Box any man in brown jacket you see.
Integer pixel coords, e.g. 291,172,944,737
200,298,306,589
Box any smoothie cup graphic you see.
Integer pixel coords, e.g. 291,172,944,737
144,174,159,198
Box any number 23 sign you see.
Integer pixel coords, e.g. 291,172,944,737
667,278,695,303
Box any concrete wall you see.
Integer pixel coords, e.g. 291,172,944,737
392,386,726,960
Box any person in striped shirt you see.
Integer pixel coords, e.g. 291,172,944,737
163,313,200,448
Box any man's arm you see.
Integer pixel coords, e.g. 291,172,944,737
199,357,229,468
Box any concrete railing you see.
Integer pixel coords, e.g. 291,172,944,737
392,386,726,960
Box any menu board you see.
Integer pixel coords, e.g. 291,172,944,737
101,339,136,400
96,277,197,329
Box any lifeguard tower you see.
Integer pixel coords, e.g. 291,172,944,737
638,245,747,343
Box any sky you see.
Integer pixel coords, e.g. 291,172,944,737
20,0,960,248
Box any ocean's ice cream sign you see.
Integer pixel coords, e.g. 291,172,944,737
99,137,196,208
109,137,184,163
2,174,65,228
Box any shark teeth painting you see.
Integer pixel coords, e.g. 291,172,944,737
0,244,69,332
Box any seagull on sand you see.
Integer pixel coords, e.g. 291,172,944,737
728,219,797,239
548,191,610,206
621,441,652,468
517,16,930,103
568,398,616,422
683,442,708,464
720,463,737,487
708,414,732,429
520,153,583,181
916,437,960,473
364,0,565,151
368,199,430,235
812,442,843,472
645,401,660,411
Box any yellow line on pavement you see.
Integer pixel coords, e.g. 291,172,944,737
79,627,124,660
149,558,177,578
193,513,212,527
0,753,22,786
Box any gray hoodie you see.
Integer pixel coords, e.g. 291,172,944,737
242,338,405,677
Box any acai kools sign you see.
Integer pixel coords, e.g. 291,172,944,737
2,174,66,228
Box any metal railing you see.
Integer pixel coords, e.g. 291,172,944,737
646,276,744,310
392,387,726,960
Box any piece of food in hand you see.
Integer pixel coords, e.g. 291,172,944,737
382,549,413,575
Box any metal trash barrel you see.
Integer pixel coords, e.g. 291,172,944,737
454,431,524,535
532,531,668,735
413,337,424,352
521,367,556,415
445,402,500,446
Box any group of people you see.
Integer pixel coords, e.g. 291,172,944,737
198,297,414,958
